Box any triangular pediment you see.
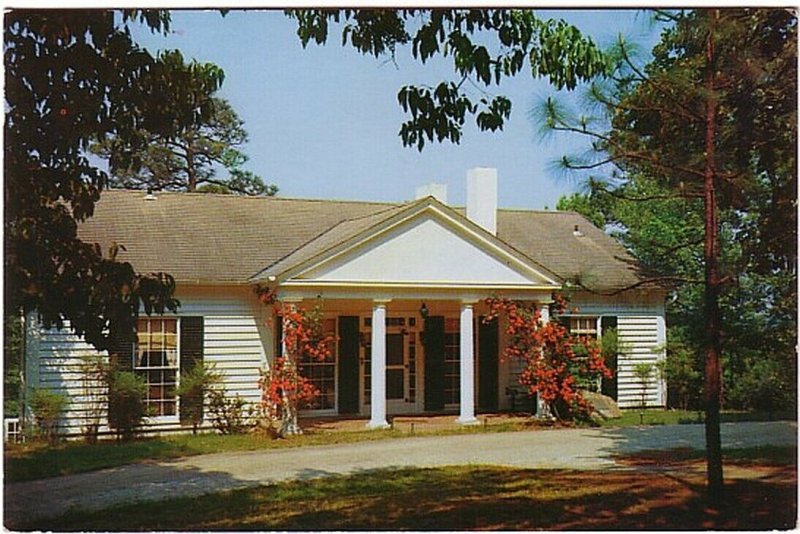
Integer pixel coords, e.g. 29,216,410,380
286,203,559,288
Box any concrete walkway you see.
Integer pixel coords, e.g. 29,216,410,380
5,421,796,527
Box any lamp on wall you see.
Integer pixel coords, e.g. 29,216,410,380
419,302,429,319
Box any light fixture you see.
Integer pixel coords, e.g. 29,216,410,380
419,302,429,319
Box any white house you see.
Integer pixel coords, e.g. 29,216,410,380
23,168,667,436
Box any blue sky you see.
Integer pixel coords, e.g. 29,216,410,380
130,9,664,210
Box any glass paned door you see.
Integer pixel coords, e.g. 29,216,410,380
386,333,405,400
360,317,421,414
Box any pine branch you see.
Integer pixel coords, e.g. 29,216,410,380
594,184,704,201
618,44,704,122
573,275,703,296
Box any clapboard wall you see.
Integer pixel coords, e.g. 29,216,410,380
569,290,667,409
25,286,271,437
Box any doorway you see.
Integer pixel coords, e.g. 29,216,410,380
361,317,421,414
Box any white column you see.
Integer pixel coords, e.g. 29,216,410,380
368,300,390,429
536,302,552,418
457,301,478,424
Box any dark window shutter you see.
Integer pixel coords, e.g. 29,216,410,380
337,316,360,414
275,315,283,358
478,316,499,411
107,325,135,424
180,316,204,423
600,316,618,400
424,316,445,411
108,328,134,371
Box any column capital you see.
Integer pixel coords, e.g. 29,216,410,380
372,298,392,305
460,298,479,306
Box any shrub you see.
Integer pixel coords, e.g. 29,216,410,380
107,371,147,441
78,354,109,443
660,342,703,411
208,388,253,435
632,363,654,409
30,389,68,444
176,363,221,434
727,357,796,413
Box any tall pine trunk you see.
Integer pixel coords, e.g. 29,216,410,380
703,9,724,505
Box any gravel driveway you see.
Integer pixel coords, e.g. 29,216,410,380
5,421,796,527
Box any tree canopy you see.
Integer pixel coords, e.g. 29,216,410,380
4,10,186,348
547,8,797,501
288,9,609,150
92,50,277,196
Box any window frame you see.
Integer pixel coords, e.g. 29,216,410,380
297,316,338,413
133,317,181,423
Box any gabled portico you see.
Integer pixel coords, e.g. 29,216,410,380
255,195,561,427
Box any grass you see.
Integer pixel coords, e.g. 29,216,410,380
5,409,794,483
15,460,797,531
617,444,798,466
597,408,796,427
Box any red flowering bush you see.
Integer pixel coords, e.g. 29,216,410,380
256,290,332,437
484,294,612,420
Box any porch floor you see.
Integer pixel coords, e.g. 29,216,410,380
300,412,537,433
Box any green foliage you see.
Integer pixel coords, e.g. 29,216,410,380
4,313,23,418
555,192,606,228
30,389,68,444
632,363,654,409
5,10,181,351
176,363,221,434
289,9,608,150
208,389,253,435
659,328,703,410
542,9,797,416
107,371,147,442
78,354,110,443
727,357,796,414
92,52,276,196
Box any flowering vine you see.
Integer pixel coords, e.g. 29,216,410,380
484,294,612,420
256,288,332,437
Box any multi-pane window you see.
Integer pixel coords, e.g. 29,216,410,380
443,318,460,405
566,316,600,391
569,317,598,336
299,318,337,411
135,318,179,417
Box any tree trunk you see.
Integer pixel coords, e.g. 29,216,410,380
279,358,302,437
703,9,724,506
186,143,197,192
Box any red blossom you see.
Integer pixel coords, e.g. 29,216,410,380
484,295,613,420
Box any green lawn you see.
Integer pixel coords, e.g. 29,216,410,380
598,408,796,427
17,461,797,531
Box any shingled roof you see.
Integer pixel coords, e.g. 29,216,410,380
78,189,650,292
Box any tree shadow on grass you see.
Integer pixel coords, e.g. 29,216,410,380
258,467,797,531
29,465,795,531
5,461,258,531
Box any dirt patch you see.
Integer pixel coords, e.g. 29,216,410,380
301,412,540,433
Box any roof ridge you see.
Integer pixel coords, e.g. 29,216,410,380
103,188,405,207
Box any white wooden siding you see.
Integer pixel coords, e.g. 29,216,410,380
616,315,665,408
499,296,667,411
28,290,270,437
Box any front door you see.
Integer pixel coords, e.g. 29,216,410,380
361,318,420,415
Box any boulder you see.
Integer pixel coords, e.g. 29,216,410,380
582,390,622,420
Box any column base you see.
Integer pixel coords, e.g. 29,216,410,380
367,420,390,430
456,416,480,425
